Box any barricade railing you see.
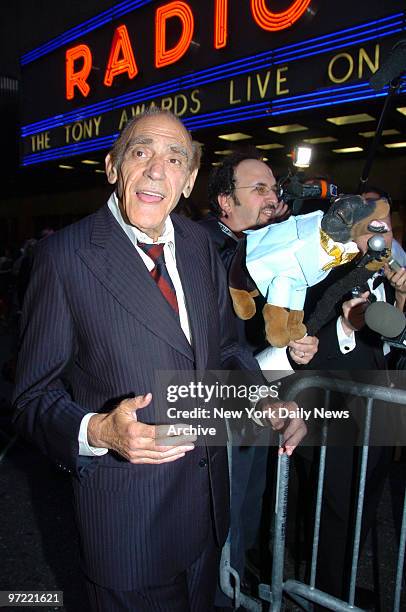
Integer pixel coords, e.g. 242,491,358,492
220,419,263,611
220,375,406,611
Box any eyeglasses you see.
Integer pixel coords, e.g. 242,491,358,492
234,184,279,197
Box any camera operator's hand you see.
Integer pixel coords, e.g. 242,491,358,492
272,200,290,223
341,291,370,335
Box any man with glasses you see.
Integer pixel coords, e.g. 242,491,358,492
200,153,316,609
202,152,318,360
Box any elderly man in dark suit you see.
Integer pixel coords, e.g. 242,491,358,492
12,109,305,612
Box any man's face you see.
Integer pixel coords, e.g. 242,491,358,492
105,114,197,241
220,159,280,232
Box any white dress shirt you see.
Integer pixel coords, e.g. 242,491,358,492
78,193,191,456
337,273,388,355
340,237,406,353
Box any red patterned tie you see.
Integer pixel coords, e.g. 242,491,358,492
138,243,179,315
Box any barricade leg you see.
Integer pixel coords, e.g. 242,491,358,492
270,452,290,612
219,423,262,611
393,485,406,612
348,397,373,606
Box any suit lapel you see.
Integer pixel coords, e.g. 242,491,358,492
173,218,209,370
77,205,194,362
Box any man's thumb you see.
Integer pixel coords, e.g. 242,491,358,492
121,393,152,419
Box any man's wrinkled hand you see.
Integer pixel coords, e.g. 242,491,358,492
87,393,196,464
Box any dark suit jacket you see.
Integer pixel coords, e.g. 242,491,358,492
13,204,257,589
199,215,268,354
304,276,395,370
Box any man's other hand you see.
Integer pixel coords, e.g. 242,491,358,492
87,394,195,464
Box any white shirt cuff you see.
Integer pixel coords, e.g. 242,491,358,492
255,346,294,378
337,317,356,354
78,413,109,456
251,346,295,426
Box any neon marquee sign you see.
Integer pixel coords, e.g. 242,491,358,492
65,0,311,100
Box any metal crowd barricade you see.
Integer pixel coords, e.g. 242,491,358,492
219,375,406,611
219,419,263,611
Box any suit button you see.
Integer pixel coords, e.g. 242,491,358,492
199,458,208,468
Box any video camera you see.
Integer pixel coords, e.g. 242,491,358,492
277,172,338,204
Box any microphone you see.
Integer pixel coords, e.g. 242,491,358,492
370,39,406,91
365,301,406,349
356,234,402,272
356,234,388,268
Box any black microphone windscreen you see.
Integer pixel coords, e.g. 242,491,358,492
364,301,406,338
369,40,406,91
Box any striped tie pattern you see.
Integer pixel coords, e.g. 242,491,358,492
138,243,179,315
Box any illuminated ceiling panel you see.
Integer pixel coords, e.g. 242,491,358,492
332,146,364,153
384,142,406,148
268,124,308,134
256,143,284,150
218,132,252,141
327,113,375,125
303,136,337,144
359,129,400,137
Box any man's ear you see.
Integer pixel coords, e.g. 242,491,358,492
218,194,232,216
105,154,118,185
182,168,198,199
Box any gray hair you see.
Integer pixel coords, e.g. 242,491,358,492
108,107,201,172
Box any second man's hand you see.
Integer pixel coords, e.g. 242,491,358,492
87,393,196,464
256,398,307,456
288,335,319,365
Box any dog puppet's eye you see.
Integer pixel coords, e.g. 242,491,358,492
335,210,351,225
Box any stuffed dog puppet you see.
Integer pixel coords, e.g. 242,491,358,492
228,195,390,347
